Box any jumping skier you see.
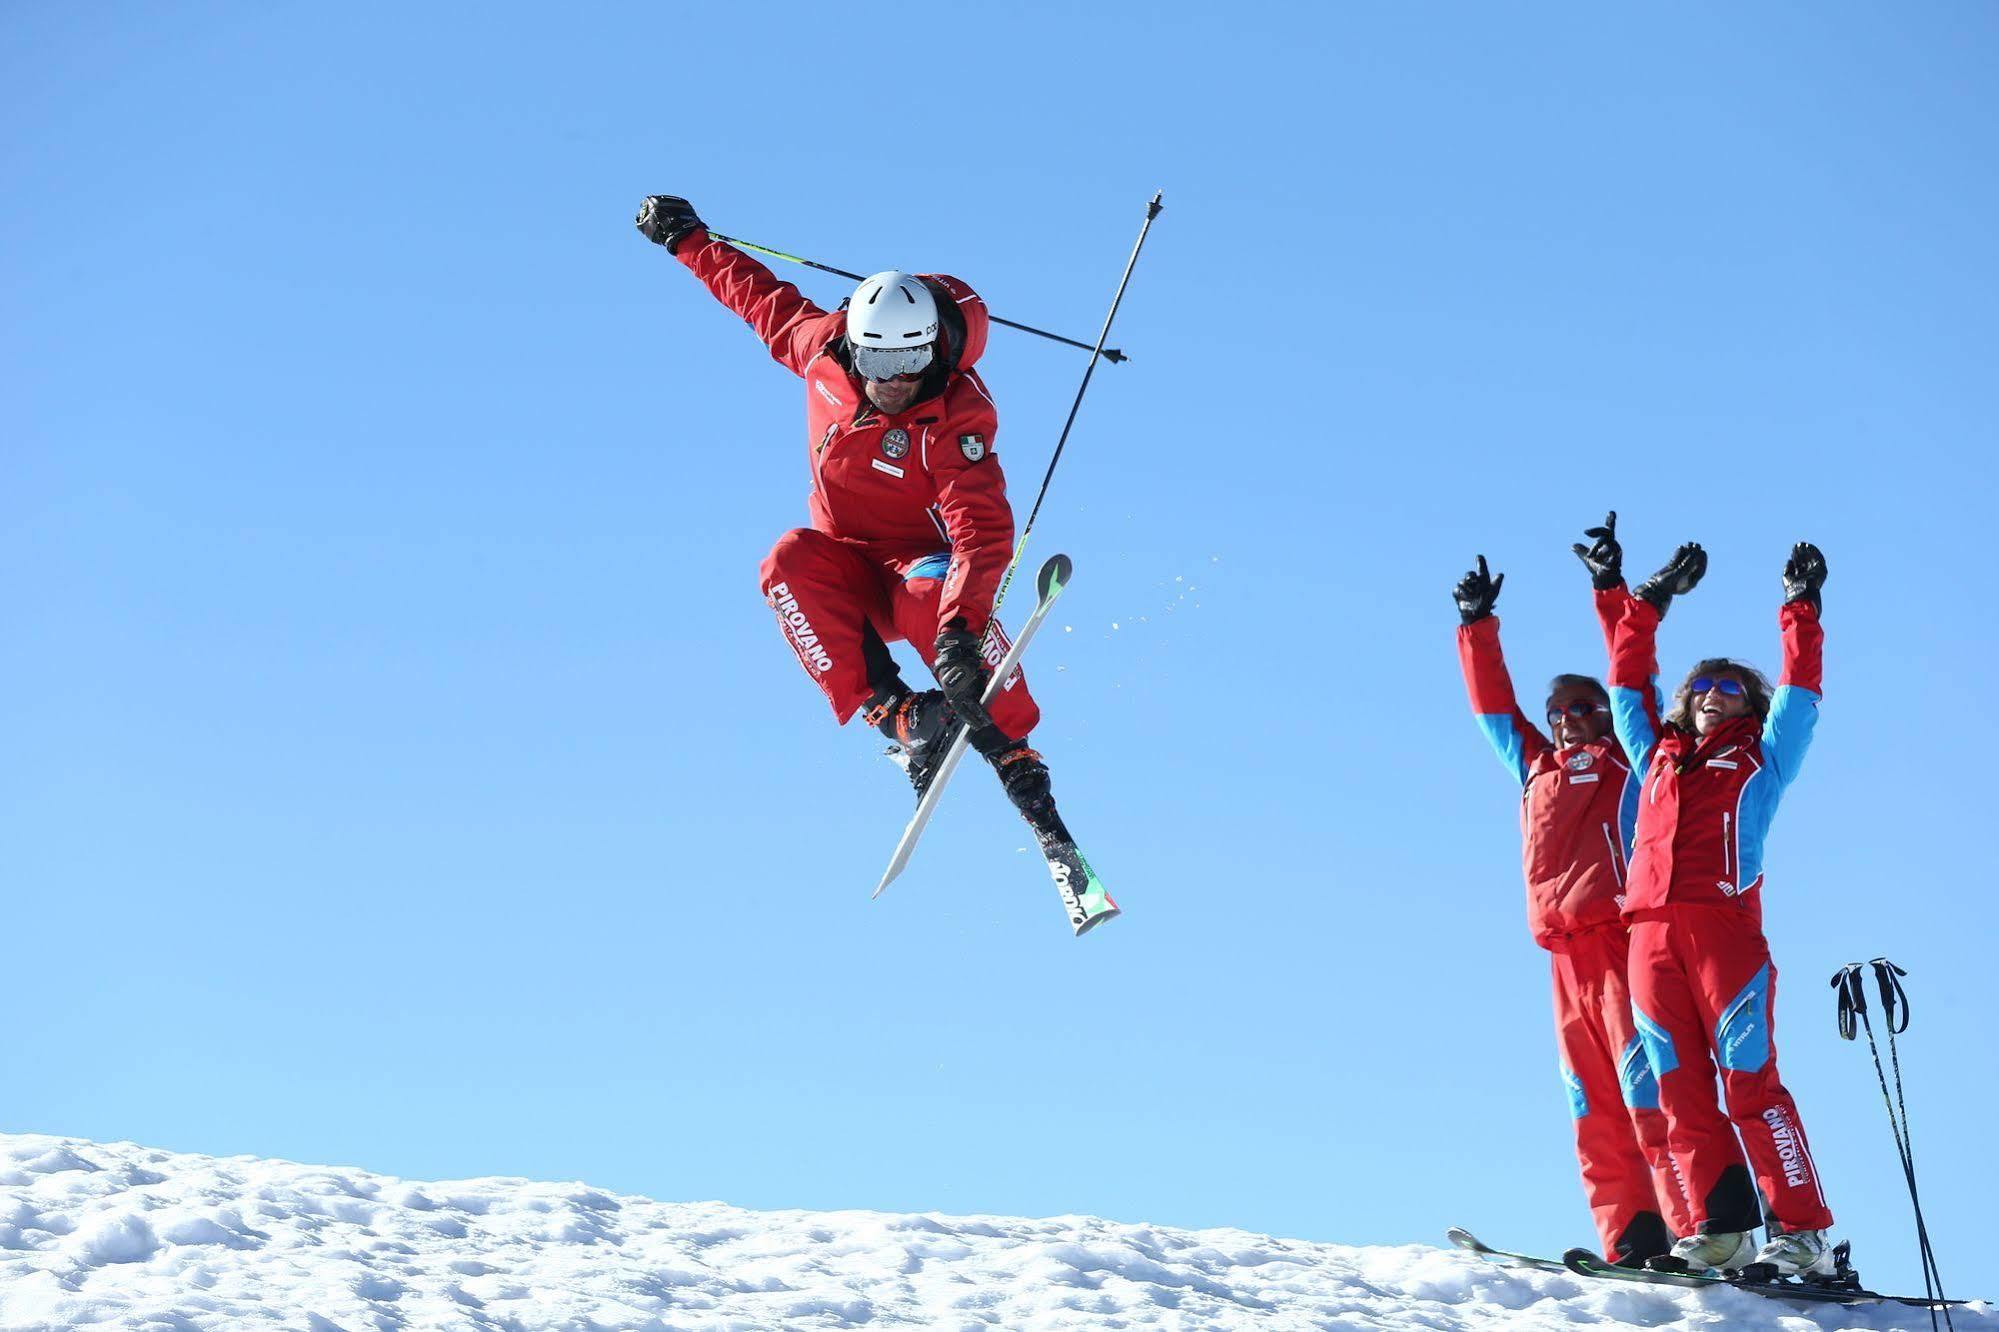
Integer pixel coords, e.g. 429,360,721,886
633,195,1079,853
1603,534,1838,1277
1453,518,1692,1267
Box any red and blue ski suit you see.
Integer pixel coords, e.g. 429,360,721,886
1458,590,1693,1263
1607,591,1833,1236
670,228,1038,738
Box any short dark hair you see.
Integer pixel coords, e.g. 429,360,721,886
1666,658,1773,730
1546,674,1609,709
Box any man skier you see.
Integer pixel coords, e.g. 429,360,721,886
1603,535,1839,1277
633,195,1100,897
1453,517,1692,1267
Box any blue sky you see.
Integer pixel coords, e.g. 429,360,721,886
6,1,1995,1298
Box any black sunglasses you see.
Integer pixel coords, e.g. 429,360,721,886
1546,700,1606,726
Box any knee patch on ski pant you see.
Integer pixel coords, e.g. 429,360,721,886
1617,1034,1660,1111
1716,964,1772,1073
1632,1003,1679,1081
1562,1065,1588,1120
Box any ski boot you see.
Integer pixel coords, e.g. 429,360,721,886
979,738,1120,935
869,687,960,800
1749,1229,1846,1281
1648,1229,1756,1274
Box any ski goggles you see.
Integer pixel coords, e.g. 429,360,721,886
851,341,935,382
1688,675,1746,697
1546,700,1607,725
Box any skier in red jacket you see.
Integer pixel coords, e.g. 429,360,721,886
1453,520,1691,1266
1604,537,1837,1278
634,196,1065,830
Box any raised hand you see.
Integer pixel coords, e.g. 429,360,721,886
1571,510,1623,590
1634,542,1707,618
635,195,704,253
1454,555,1504,626
1782,541,1827,613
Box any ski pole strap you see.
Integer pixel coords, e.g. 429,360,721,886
1870,956,1912,1034
1833,962,1868,1041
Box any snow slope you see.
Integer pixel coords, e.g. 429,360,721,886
0,1133,1982,1331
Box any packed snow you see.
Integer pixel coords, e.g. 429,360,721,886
0,1133,1982,1330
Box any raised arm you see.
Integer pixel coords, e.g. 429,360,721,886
636,195,832,376
1454,556,1551,785
1763,542,1827,787
1607,541,1706,772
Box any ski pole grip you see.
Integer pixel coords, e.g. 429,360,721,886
1832,963,1865,1041
1869,957,1911,1034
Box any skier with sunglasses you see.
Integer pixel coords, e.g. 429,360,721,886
1453,517,1691,1268
1602,532,1838,1279
635,195,1064,838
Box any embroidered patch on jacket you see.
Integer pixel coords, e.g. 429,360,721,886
881,428,910,460
1566,751,1594,771
959,434,986,461
871,458,905,479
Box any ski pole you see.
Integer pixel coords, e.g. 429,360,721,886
981,190,1163,632
1833,962,1953,1331
1870,958,1953,1329
707,231,1130,364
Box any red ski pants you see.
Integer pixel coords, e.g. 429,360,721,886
1628,908,1834,1235
1552,928,1693,1262
759,528,1040,738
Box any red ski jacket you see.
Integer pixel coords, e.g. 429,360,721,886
1457,590,1638,948
1607,593,1825,923
673,229,1014,634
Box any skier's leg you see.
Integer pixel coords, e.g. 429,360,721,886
1556,937,1673,1265
1627,915,1762,1238
1594,930,1697,1243
1688,916,1836,1235
759,529,894,723
884,551,1041,740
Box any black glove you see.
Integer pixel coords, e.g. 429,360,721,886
635,195,704,253
1633,542,1707,618
1453,555,1504,626
1571,510,1624,591
932,628,989,719
1782,541,1827,613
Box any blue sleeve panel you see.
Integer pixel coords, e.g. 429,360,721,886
1618,761,1643,849
1734,685,1821,891
1761,684,1821,789
1609,682,1660,781
1475,712,1534,787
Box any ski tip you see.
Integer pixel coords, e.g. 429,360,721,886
1072,905,1120,937
1037,553,1073,601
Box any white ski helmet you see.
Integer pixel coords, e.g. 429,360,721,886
847,271,940,380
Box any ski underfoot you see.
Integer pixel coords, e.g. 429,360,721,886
1449,1229,1970,1310
1560,1244,1970,1309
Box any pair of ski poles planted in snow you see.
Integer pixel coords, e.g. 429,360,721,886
1833,958,1954,1332
713,194,1167,901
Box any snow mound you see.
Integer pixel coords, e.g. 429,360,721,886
0,1132,1984,1330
